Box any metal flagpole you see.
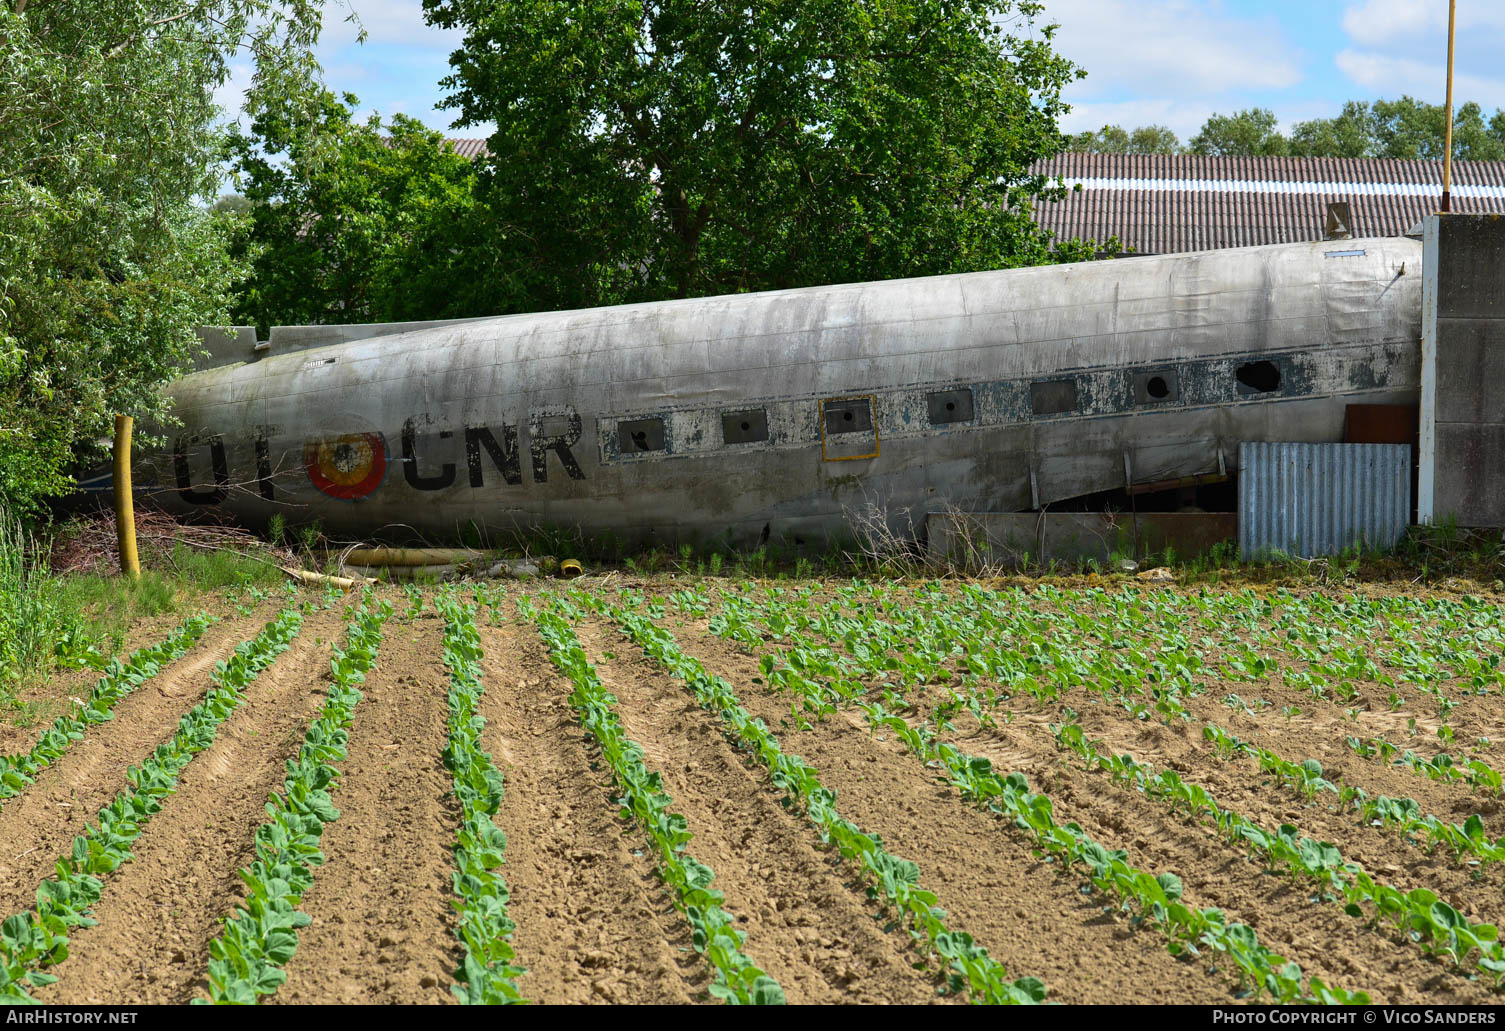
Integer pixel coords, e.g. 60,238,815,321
1441,0,1456,212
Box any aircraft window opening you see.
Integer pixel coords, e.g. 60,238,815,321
823,398,874,435
617,417,666,453
1236,360,1282,395
1133,370,1179,405
1030,379,1078,417
721,409,769,444
927,388,974,425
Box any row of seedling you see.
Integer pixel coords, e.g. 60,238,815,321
202,597,392,1004
1055,722,1505,987
596,594,1047,1005
533,602,784,1006
0,613,216,803
0,605,306,1003
435,594,526,1005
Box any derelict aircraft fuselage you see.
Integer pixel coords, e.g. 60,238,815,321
136,236,1423,548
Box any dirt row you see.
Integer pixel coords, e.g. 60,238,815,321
658,612,1505,1005
810,586,1505,765
0,599,286,916
38,605,346,1004
579,616,1229,1005
726,595,1505,833
5,584,1500,1005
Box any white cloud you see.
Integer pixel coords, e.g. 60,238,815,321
1336,1,1505,110
321,0,462,51
1340,0,1505,47
212,60,255,125
1335,49,1505,109
1045,0,1302,98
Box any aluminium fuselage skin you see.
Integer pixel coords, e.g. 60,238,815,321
139,236,1423,547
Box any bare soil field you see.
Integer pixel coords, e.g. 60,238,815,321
0,577,1501,1005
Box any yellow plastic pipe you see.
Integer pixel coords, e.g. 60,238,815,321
341,547,485,567
113,414,140,579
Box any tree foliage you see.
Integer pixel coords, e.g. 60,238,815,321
230,92,483,333
1188,108,1287,157
1087,97,1505,161
420,0,1108,309
1070,124,1180,154
0,0,328,518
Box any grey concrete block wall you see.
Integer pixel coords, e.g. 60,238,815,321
1420,214,1505,527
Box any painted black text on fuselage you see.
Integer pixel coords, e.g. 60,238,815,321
172,407,586,505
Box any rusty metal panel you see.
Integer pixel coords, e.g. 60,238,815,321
1239,442,1411,559
1344,404,1418,445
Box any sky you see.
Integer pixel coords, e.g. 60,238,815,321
216,1,1505,145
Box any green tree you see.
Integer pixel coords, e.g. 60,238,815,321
422,0,1107,307
1070,125,1131,152
0,0,328,518
1070,124,1180,154
1189,108,1288,157
230,92,485,332
1283,96,1505,160
1368,96,1505,161
1289,101,1375,158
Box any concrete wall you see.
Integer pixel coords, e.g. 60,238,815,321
1420,214,1505,527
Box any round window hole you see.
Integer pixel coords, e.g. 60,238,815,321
1146,376,1170,400
740,422,751,432
843,411,854,422
945,401,956,411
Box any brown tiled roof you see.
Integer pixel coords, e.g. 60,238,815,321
435,144,1505,254
1029,153,1505,254
443,138,490,161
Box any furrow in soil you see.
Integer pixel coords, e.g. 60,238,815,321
36,607,346,1005
477,621,704,1005
271,617,465,1005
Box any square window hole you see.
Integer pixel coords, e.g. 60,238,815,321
618,417,666,453
927,388,974,425
722,409,769,445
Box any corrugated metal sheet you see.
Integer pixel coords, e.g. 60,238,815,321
425,145,1505,255
1239,442,1412,559
1033,153,1505,187
1029,153,1505,254
444,139,490,161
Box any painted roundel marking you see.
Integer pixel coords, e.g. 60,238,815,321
304,432,388,500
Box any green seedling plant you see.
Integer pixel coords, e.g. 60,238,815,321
595,594,1046,1005
0,606,305,1003
535,603,784,1007
435,593,526,1005
0,613,215,803
201,597,392,1004
1054,724,1505,986
699,585,1363,1004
